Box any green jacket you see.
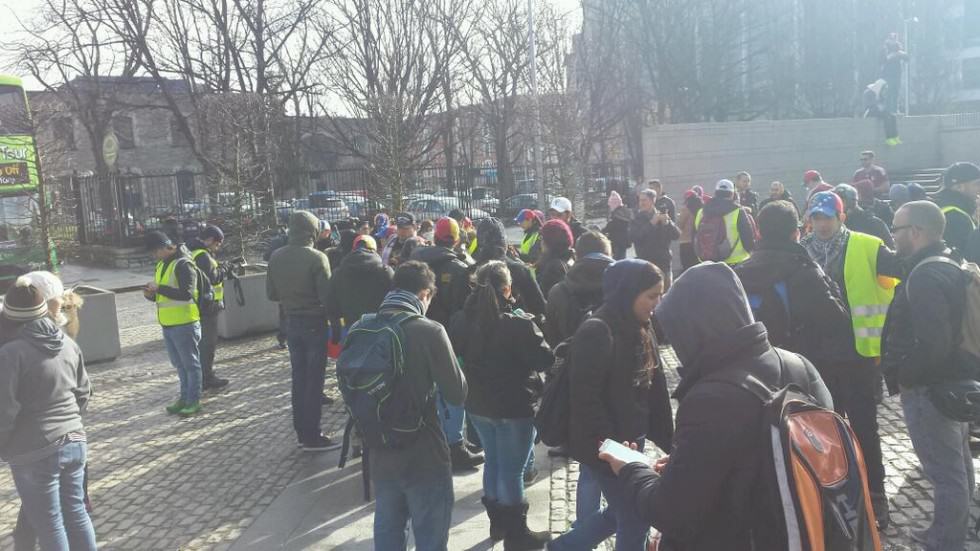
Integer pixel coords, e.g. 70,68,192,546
266,211,332,317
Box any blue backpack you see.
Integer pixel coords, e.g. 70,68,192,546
337,311,428,460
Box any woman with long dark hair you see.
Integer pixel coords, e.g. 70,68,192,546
450,261,554,550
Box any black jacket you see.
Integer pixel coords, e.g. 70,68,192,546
656,195,677,222
934,187,978,256
568,306,674,470
733,240,852,371
545,255,611,347
568,217,588,243
698,196,757,255
449,305,553,419
844,207,895,249
737,189,759,214
630,262,832,551
187,238,236,310
146,249,197,313
411,245,473,327
882,242,977,392
629,210,681,271
602,207,633,256
474,256,546,320
535,250,573,298
325,249,393,334
758,192,799,215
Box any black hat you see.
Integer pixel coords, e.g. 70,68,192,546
201,224,225,242
944,162,980,188
145,230,174,251
1,276,48,322
394,212,416,228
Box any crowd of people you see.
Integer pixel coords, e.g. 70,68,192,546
3,151,980,551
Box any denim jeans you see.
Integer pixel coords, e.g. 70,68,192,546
286,315,328,444
469,414,535,506
574,464,603,529
162,322,202,405
373,461,454,551
10,441,97,551
902,386,975,551
551,443,648,551
438,391,465,446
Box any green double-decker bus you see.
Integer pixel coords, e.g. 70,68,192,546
0,74,54,291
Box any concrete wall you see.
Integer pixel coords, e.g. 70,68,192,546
642,115,980,199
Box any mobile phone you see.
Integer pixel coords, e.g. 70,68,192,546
598,439,650,466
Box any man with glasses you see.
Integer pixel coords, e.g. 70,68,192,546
853,150,890,197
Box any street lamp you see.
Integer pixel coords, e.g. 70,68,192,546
904,16,919,116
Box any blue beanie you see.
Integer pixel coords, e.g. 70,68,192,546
602,259,664,319
888,183,910,204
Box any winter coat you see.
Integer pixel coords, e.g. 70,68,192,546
733,239,853,371
545,255,611,347
567,305,674,470
325,249,393,331
411,245,473,327
449,305,554,419
475,220,547,318
567,217,588,243
629,210,681,273
603,207,633,258
845,207,894,249
882,242,978,393
0,318,90,460
737,189,759,214
535,250,574,298
187,238,236,311
698,196,757,255
620,262,831,551
758,192,799,215
934,187,978,256
266,211,332,318
656,195,677,221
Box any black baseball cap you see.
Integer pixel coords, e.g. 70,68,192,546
145,230,174,251
394,212,416,227
944,162,980,188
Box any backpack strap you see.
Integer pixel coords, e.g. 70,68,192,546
703,349,809,405
906,255,964,301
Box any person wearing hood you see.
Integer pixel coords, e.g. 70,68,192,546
834,183,895,248
372,213,390,244
630,189,681,287
545,231,613,347
515,209,544,265
799,191,903,527
474,218,546,320
600,262,830,551
934,162,980,261
326,234,393,345
677,189,703,272
602,191,633,260
0,277,96,551
535,219,575,297
266,210,337,452
411,217,485,472
694,179,756,265
550,260,673,551
449,261,554,549
143,230,204,418
188,224,238,391
327,229,358,272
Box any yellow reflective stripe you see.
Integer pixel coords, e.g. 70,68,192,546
843,232,894,358
192,248,223,302
155,258,200,326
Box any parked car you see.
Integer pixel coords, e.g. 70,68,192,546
405,196,490,223
339,193,387,221
211,192,257,216
499,193,552,224
308,191,350,223
469,186,499,215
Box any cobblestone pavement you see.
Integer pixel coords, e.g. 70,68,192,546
0,291,349,550
548,347,980,551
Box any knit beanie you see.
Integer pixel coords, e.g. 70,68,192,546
540,219,573,252
602,259,663,320
2,276,48,322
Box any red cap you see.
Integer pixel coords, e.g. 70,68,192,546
803,170,822,183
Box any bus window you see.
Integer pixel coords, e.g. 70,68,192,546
0,85,31,135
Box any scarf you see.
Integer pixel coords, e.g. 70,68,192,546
380,289,426,317
802,226,849,274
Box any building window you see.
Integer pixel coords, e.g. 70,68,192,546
112,114,135,149
170,116,189,147
963,58,980,90
53,117,75,150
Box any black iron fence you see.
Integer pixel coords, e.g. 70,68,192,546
57,162,634,248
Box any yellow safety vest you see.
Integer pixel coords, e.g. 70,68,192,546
519,231,540,259
695,208,750,265
191,248,223,302
155,258,200,327
843,232,895,358
940,206,977,231
468,236,479,256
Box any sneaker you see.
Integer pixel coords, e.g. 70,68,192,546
277,339,288,350
166,400,186,415
203,377,229,391
302,435,341,452
178,403,202,417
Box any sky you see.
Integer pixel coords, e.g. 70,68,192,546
1,0,584,91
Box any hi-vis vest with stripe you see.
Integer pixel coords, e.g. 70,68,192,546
843,232,896,358
694,208,750,265
155,258,200,327
191,248,223,302
940,206,977,231
519,231,540,258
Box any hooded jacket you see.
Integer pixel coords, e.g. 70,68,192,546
618,263,831,551
474,219,546,318
0,318,90,460
326,248,393,333
629,209,681,271
266,211,333,318
934,187,978,255
567,260,674,469
535,249,574,298
603,206,633,256
699,194,757,255
545,255,612,347
411,245,473,327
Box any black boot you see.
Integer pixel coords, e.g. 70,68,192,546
501,502,550,551
481,496,506,542
451,441,484,472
